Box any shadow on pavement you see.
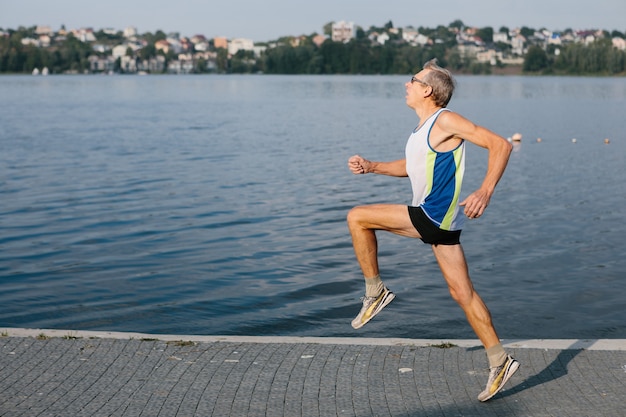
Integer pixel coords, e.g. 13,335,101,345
499,347,583,399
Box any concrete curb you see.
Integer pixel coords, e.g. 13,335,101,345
3,327,625,350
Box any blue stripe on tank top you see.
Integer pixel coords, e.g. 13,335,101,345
424,151,457,224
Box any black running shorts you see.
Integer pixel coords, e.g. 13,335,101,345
408,206,462,245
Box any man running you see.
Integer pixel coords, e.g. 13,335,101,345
347,59,519,402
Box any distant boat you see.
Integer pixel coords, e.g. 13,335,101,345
32,68,40,75
511,133,522,142
42,67,49,75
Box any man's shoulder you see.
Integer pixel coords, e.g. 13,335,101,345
436,109,474,130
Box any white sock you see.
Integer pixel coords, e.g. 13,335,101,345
364,275,384,297
486,343,507,368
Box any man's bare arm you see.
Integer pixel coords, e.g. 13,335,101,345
348,155,408,177
438,112,512,219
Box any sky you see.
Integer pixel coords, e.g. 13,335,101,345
2,0,625,42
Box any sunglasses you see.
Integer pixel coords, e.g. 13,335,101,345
410,76,429,86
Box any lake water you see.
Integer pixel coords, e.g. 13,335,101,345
1,74,625,340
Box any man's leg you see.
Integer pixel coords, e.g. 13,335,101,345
347,204,420,328
430,243,499,347
431,243,519,401
347,204,421,277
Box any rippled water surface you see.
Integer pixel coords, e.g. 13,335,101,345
1,74,625,339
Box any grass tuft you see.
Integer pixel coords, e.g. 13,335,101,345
430,342,458,349
167,340,196,347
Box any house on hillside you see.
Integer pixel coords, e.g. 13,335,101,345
493,32,508,44
124,27,138,38
228,38,254,55
35,25,53,36
155,40,170,54
332,21,355,43
72,28,96,43
369,31,389,45
613,37,626,50
511,34,525,55
214,37,228,49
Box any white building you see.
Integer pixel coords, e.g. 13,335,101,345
402,29,418,43
35,25,53,35
613,37,626,50
403,28,430,46
548,33,562,45
194,41,210,52
166,36,183,54
92,44,111,54
228,38,254,55
584,34,596,45
39,35,51,47
373,32,390,45
332,21,355,43
415,33,430,46
140,56,166,73
511,35,525,55
112,44,133,59
21,37,40,47
120,55,137,72
493,32,508,43
124,26,138,38
88,55,115,72
168,54,195,74
72,28,96,43
476,49,502,65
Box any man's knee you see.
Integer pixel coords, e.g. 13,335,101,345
347,206,367,228
448,284,474,307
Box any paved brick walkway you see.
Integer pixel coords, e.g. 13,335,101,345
1,330,625,416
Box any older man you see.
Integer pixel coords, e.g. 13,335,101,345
347,59,518,402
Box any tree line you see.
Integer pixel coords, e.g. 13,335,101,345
239,38,626,76
2,25,625,76
0,31,94,74
523,39,626,74
0,27,176,74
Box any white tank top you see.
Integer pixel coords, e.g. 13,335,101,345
405,108,466,231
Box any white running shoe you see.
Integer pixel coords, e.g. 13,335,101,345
478,354,520,402
351,287,395,329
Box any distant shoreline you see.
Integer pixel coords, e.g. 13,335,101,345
4,64,626,77
6,68,626,77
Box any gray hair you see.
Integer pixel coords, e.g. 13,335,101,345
422,59,456,107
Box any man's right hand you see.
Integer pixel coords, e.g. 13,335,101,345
348,155,370,174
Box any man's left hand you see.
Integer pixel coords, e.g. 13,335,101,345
459,189,492,219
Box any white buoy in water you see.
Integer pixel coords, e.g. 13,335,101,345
572,138,577,143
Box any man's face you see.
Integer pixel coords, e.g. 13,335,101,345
405,70,431,108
